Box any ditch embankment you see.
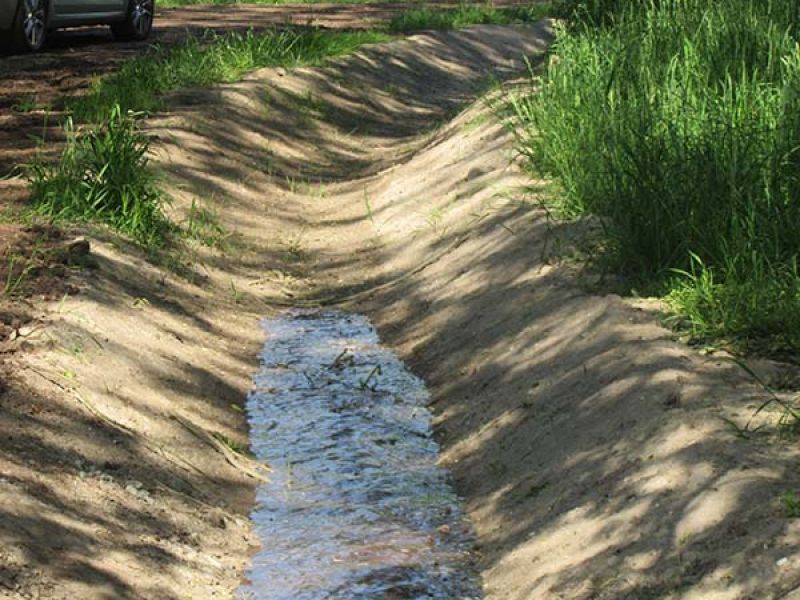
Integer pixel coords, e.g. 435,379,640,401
2,20,800,600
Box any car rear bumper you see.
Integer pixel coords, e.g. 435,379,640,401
0,0,17,31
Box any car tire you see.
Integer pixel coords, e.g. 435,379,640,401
9,0,48,52
111,0,153,41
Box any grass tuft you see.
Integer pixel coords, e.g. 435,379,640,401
26,106,172,247
511,0,800,352
784,491,800,518
183,197,236,251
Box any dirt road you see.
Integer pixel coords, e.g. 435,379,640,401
2,16,800,600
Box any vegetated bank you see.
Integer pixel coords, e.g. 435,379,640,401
24,27,389,254
512,0,800,354
69,27,389,123
387,2,553,32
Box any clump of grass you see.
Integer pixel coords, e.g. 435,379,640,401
667,255,800,352
723,356,800,437
3,248,43,297
511,0,800,352
184,198,228,249
11,96,45,113
211,431,255,458
26,106,172,247
69,28,389,123
784,491,800,518
389,3,553,33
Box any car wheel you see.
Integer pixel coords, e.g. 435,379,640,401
11,0,48,52
111,0,153,41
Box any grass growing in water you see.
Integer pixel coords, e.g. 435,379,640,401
511,0,800,352
27,106,172,247
388,3,553,33
70,28,389,123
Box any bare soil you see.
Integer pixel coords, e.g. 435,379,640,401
2,18,800,600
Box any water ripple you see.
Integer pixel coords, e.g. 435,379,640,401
240,311,482,600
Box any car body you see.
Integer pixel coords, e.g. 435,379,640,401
1,0,153,51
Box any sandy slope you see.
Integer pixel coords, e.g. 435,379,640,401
3,21,800,599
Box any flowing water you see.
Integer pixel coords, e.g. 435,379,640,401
239,311,483,599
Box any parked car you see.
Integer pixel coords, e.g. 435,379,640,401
0,0,153,52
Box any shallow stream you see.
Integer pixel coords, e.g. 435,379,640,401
239,311,483,599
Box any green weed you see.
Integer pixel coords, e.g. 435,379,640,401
211,431,255,458
3,249,42,297
261,147,276,177
666,255,800,352
184,197,228,249
11,96,45,113
425,206,449,239
782,491,800,518
26,106,173,248
294,178,328,199
463,110,493,133
285,229,306,259
229,280,243,304
721,356,800,438
363,188,375,224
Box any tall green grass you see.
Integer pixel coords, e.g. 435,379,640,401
512,0,800,351
388,3,553,33
70,28,389,123
552,0,648,26
27,107,172,247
